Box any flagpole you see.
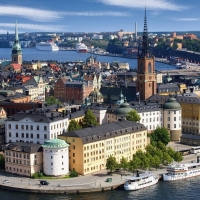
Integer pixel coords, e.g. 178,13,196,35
139,92,140,105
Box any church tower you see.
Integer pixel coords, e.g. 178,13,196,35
136,8,156,100
12,20,22,65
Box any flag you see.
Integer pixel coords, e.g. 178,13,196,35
136,92,139,95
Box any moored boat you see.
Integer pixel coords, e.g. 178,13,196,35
36,42,59,51
124,171,159,191
163,157,200,181
76,42,88,53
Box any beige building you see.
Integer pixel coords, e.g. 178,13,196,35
58,121,147,175
4,142,43,177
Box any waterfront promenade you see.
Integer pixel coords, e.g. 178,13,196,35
0,143,198,194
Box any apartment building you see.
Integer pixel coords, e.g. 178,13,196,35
58,121,147,175
5,109,69,144
4,142,43,177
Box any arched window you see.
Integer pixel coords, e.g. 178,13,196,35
148,62,152,73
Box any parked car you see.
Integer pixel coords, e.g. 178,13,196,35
3,180,10,184
39,180,49,185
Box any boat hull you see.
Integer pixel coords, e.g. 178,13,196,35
36,42,59,51
124,177,159,191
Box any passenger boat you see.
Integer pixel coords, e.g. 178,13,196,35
163,159,200,181
124,171,159,191
76,43,88,53
36,42,59,51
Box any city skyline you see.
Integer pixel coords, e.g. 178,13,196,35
0,0,198,34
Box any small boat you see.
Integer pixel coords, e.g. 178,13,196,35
163,159,200,181
124,171,159,191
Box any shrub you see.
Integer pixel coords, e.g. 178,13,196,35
70,170,78,177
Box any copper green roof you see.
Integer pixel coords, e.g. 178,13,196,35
114,98,133,117
42,138,70,149
163,97,181,110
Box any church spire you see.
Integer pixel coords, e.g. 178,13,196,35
141,7,149,57
15,19,19,41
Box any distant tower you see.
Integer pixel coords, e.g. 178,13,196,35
7,31,9,41
136,8,157,101
12,20,22,65
135,22,137,41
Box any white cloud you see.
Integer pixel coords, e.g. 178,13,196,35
63,11,130,17
0,23,69,32
95,0,187,11
0,5,62,22
0,29,14,34
169,17,199,21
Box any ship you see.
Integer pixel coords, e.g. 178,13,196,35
36,42,59,51
124,171,159,191
76,43,88,53
163,157,200,181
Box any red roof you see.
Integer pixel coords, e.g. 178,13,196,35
10,64,22,70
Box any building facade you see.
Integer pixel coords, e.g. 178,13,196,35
58,121,147,175
4,142,43,177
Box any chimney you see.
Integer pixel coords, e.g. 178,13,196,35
190,88,194,93
25,90,29,96
51,113,54,120
62,110,65,118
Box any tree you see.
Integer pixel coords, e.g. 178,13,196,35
120,156,129,172
173,152,183,163
68,119,81,132
150,127,170,146
0,155,5,169
45,96,61,106
162,152,173,165
82,109,98,128
151,155,161,170
126,110,141,122
129,156,141,172
106,156,118,173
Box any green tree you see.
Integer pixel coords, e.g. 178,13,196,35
162,152,173,165
129,156,141,172
166,147,175,158
120,156,129,172
106,156,118,173
82,109,98,128
68,119,81,132
145,144,157,157
150,127,170,146
151,155,161,170
45,96,61,106
126,110,141,122
173,152,183,163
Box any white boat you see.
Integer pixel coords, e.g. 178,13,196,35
36,42,59,51
76,43,88,53
124,171,159,191
163,160,200,181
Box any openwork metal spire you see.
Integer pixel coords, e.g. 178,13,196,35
141,7,149,57
15,19,19,41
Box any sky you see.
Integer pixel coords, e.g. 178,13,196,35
0,0,199,34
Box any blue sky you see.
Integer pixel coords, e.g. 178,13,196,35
0,0,199,34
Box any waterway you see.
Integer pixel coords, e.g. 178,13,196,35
0,48,176,71
1,176,200,200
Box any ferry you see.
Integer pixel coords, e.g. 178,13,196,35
163,159,200,181
124,171,159,191
76,43,88,53
36,42,59,51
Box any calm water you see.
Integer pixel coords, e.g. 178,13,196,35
1,177,200,200
0,48,176,71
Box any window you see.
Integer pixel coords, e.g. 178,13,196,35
8,124,11,129
34,155,37,159
174,117,176,121
51,162,53,166
174,111,176,114
44,134,47,139
168,124,170,129
30,125,33,130
37,134,39,139
16,125,18,129
148,62,152,73
26,133,29,138
22,133,24,138
37,126,39,130
31,134,33,138
16,133,18,137
73,145,75,150
168,117,170,121
21,125,24,130
26,125,28,130
174,124,176,128
44,126,47,131
73,153,75,157
72,139,75,142
51,156,53,159
34,160,37,165
73,159,75,163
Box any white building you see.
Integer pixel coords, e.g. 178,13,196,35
91,34,103,40
163,96,182,141
5,109,69,144
42,138,69,176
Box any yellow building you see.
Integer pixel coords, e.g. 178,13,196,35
58,121,147,175
4,142,43,177
23,62,38,70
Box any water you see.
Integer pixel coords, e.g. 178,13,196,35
0,48,176,71
1,177,200,200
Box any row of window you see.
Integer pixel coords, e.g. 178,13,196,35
5,158,31,165
6,166,30,174
8,132,47,139
167,124,181,129
5,151,30,159
168,117,181,121
183,121,199,126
